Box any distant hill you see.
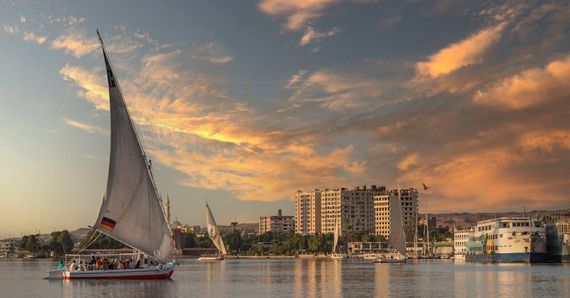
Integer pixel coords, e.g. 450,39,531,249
431,208,570,228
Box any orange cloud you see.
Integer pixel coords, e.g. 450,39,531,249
402,128,570,212
22,31,46,44
474,55,570,110
398,153,419,170
62,118,108,135
416,23,505,78
51,30,99,58
258,0,338,30
289,70,382,110
59,44,371,201
59,64,108,110
299,26,339,46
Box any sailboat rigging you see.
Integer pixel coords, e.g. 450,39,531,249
47,30,176,279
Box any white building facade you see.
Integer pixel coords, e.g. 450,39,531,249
373,188,418,237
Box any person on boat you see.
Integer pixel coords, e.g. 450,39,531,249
57,261,65,270
128,259,135,269
135,260,141,269
69,261,77,271
102,257,109,270
95,257,101,270
77,261,84,271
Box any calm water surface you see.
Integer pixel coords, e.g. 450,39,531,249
0,258,568,297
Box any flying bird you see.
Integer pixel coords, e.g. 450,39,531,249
422,183,430,191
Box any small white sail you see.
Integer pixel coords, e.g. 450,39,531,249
93,31,175,263
206,203,228,255
333,218,340,254
389,185,406,255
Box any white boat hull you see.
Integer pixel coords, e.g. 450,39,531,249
198,255,224,261
47,262,175,280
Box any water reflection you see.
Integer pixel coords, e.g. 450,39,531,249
2,258,569,297
61,279,174,298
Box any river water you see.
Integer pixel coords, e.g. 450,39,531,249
0,258,568,297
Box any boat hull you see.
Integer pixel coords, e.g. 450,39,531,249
198,255,224,261
48,262,176,280
374,258,406,264
465,253,548,263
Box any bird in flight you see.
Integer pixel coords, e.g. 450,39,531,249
422,183,430,191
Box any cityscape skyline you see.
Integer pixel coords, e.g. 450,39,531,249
1,0,569,236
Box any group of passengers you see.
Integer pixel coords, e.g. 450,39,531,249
58,256,145,271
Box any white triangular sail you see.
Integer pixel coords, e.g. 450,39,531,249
206,203,228,255
93,31,175,263
333,218,340,254
389,184,406,255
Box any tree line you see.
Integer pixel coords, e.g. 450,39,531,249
19,230,74,256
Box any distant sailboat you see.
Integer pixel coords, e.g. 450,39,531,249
331,219,346,259
199,203,227,260
376,182,406,263
47,30,176,279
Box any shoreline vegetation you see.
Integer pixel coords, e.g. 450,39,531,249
7,223,457,258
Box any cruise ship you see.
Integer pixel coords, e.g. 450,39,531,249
546,219,570,263
465,217,547,263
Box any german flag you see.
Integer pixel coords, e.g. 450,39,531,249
100,217,116,232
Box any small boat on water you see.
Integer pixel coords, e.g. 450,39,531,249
330,219,347,259
198,203,227,261
46,30,176,279
374,253,407,264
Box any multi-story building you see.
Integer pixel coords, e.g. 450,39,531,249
321,185,387,234
295,185,387,235
295,190,321,235
259,209,295,234
453,227,474,260
373,188,418,237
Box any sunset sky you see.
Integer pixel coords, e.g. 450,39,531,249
1,0,569,237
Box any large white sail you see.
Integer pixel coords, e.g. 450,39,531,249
206,203,228,255
333,218,340,254
93,31,175,263
389,185,407,255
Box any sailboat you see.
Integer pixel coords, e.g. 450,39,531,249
375,183,407,264
46,30,176,279
331,219,346,259
198,203,227,260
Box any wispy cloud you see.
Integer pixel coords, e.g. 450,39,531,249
22,31,46,44
192,42,233,64
258,0,339,31
288,70,382,110
286,70,307,88
3,25,18,34
474,55,570,110
416,22,506,78
59,64,108,110
299,26,339,47
51,30,99,58
62,118,108,135
4,25,46,45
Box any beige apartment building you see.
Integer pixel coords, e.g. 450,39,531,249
259,209,295,234
321,185,387,234
295,190,321,235
373,188,418,237
295,185,388,235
